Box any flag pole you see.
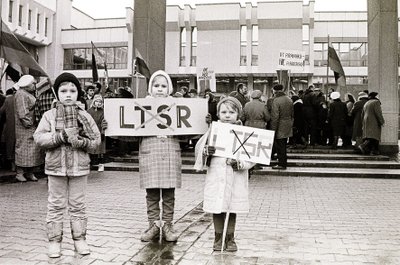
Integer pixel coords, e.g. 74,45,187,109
325,35,330,98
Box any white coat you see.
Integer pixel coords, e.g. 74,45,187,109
194,128,254,214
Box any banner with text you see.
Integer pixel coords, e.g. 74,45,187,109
278,49,305,71
104,98,209,136
196,67,216,94
209,122,275,165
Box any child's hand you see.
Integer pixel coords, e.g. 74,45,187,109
205,113,212,124
101,119,108,130
227,159,242,171
69,135,88,149
64,128,79,140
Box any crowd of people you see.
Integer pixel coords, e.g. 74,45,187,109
0,71,385,257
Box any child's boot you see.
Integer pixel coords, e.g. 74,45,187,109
140,221,160,242
162,222,178,242
47,222,63,258
213,232,223,251
225,233,238,252
70,219,90,255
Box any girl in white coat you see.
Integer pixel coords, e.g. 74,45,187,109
194,97,254,252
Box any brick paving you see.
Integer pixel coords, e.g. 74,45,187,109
0,172,400,264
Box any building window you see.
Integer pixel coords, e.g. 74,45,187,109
179,27,186,66
314,42,368,67
45,18,48,36
63,46,128,70
36,13,40,33
240,25,247,66
251,25,258,66
28,9,32,30
190,27,197,66
8,1,13,22
18,5,23,26
302,24,309,45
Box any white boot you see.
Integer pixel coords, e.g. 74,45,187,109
71,219,90,255
47,222,63,258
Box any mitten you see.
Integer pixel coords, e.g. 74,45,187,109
203,145,216,156
101,119,108,131
205,113,212,124
54,130,68,145
64,127,80,140
69,135,89,149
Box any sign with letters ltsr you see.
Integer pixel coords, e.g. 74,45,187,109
104,98,209,136
209,122,275,165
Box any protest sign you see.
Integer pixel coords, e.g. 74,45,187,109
278,49,305,71
104,98,209,136
197,67,216,94
209,122,275,165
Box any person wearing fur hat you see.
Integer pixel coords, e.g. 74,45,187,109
14,75,44,182
358,92,385,155
349,91,369,147
138,70,181,243
34,72,101,258
87,94,106,171
270,84,293,170
194,96,255,252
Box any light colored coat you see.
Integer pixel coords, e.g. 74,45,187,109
362,99,385,141
139,136,182,189
14,89,43,167
241,99,270,129
33,108,101,177
194,128,254,214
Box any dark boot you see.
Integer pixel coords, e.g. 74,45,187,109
71,219,90,255
225,233,238,252
140,221,160,242
213,232,223,251
47,222,63,258
331,136,338,149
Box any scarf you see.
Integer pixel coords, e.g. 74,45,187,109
55,102,97,141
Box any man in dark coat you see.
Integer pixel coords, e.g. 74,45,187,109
328,92,348,149
241,89,270,129
291,95,306,147
349,91,369,148
358,92,385,155
270,84,293,170
232,83,249,108
302,85,318,146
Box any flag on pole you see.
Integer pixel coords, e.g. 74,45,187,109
5,64,21,82
328,44,346,86
0,20,47,76
134,57,151,80
91,41,99,83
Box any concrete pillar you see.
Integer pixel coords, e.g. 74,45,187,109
367,0,399,154
133,0,166,74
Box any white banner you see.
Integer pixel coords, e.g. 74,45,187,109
278,49,305,71
196,67,216,94
209,122,275,165
104,98,209,136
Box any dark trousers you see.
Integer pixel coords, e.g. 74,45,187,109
146,188,175,223
274,138,288,167
213,213,236,233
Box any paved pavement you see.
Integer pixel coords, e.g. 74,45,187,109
1,172,400,264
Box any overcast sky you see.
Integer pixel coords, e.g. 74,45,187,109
71,0,367,19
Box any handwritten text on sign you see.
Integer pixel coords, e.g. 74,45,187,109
104,98,209,136
278,49,305,71
209,122,275,165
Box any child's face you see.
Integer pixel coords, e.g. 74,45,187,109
151,76,169,98
58,82,78,105
218,103,238,124
93,99,103,108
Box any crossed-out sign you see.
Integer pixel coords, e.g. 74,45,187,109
209,121,275,165
104,98,209,136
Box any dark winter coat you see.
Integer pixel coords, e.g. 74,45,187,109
349,98,368,140
328,99,348,136
271,91,293,139
241,99,270,129
361,99,385,141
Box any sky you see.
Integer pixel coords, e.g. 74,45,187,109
71,0,367,19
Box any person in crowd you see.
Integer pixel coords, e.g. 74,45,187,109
33,72,101,258
318,99,330,146
349,91,369,148
327,91,348,149
188,88,198,98
194,96,254,252
0,90,5,168
0,87,17,171
312,87,326,145
35,77,56,124
302,85,318,146
343,93,356,148
180,86,190,98
84,85,96,109
358,92,385,155
14,75,44,182
204,88,218,122
270,84,293,170
231,83,249,108
241,89,270,129
139,70,181,242
290,94,306,148
87,94,106,171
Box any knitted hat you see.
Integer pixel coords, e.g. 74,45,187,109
251,90,262,99
273,84,284,91
148,70,173,96
330,91,340,100
217,96,243,116
53,72,83,100
17,75,35,88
